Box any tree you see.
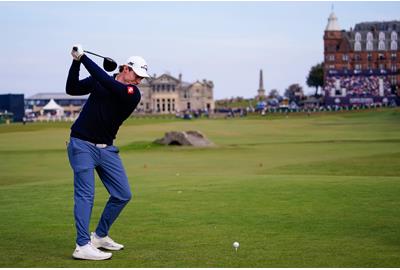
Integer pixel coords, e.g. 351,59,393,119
284,83,304,102
306,62,324,97
268,89,280,99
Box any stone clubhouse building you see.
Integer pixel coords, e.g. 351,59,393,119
136,73,215,114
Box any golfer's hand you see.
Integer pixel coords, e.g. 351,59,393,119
71,44,84,61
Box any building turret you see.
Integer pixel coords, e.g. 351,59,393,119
323,10,343,81
325,11,341,31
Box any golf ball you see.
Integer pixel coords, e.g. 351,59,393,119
233,242,240,249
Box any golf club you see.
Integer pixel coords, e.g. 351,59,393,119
72,47,118,72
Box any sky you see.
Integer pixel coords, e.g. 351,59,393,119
0,1,399,99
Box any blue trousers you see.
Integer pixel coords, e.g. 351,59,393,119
67,137,132,246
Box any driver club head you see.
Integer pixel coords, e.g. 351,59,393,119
79,49,118,72
103,57,118,72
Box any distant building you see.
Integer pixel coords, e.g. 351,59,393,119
323,11,399,106
25,93,88,116
0,94,25,122
137,73,215,114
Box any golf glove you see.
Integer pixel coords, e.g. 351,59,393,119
71,44,84,61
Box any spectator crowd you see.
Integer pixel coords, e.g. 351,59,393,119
324,76,392,97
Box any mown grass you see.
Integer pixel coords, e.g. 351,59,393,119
0,108,399,267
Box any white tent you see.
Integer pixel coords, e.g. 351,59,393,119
42,99,64,116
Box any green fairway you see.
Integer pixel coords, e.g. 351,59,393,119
0,108,400,267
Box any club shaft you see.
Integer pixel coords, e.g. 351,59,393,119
84,50,106,59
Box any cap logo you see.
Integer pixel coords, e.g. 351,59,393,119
127,60,148,73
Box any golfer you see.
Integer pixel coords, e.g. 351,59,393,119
66,44,149,260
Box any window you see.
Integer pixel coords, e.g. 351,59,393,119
391,64,397,72
367,32,373,41
328,45,336,52
379,32,385,41
379,63,385,69
367,53,372,61
342,54,348,61
187,102,191,110
391,31,398,41
355,32,361,42
354,41,361,51
378,40,385,51
354,54,361,61
378,53,385,60
56,100,65,106
366,41,373,51
328,55,335,61
156,99,160,112
391,53,397,60
355,64,362,70
391,41,398,51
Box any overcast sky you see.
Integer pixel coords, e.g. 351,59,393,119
0,1,399,99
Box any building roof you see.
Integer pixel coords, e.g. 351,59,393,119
144,73,193,88
180,82,191,87
341,20,400,49
354,21,400,32
326,12,341,31
27,92,89,100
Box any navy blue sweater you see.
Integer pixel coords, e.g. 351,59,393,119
66,54,141,145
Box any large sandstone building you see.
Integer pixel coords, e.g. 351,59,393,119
136,73,215,114
323,12,399,105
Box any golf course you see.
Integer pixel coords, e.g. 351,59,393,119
0,108,399,267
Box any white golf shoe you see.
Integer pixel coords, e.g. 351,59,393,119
91,232,124,251
72,242,112,260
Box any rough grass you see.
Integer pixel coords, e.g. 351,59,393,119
0,108,399,267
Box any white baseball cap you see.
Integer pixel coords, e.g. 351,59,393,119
125,56,150,78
